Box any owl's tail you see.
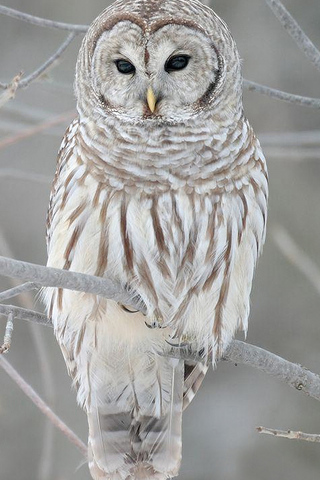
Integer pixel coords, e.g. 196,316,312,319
87,354,184,480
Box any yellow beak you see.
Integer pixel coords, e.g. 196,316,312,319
147,87,157,113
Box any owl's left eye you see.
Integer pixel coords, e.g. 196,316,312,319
165,55,191,73
115,59,136,75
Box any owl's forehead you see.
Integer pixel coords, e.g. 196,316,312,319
91,19,216,71
91,17,213,58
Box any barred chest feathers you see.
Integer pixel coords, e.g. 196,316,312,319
46,113,267,361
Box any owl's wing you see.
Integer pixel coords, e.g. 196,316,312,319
46,117,79,247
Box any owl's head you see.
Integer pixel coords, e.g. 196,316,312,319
75,0,242,124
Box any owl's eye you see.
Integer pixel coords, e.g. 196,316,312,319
165,55,190,73
115,59,136,75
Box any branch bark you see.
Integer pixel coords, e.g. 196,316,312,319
0,255,144,312
257,426,320,443
265,0,320,73
0,5,88,32
223,341,320,402
243,80,320,109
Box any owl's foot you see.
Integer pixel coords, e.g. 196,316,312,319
166,337,212,363
144,309,166,329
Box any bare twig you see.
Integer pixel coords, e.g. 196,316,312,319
0,231,56,480
265,0,320,73
0,5,88,32
272,226,320,296
0,256,144,311
0,110,75,150
19,33,76,89
0,312,13,354
0,282,39,302
257,426,320,443
243,80,320,109
0,304,51,326
0,33,76,105
0,355,87,456
0,72,22,108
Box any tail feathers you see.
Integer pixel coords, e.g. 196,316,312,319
87,357,184,480
183,361,208,410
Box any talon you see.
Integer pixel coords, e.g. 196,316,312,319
120,304,139,314
145,320,163,329
145,321,157,329
165,339,189,348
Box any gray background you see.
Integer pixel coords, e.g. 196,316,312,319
1,0,320,479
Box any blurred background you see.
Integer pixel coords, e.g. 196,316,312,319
0,0,320,479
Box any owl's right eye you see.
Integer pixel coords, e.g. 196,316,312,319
115,59,136,75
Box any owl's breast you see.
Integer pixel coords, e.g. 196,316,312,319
47,134,267,352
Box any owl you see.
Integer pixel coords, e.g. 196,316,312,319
44,0,268,479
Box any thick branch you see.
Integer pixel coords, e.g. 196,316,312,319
243,80,320,109
265,0,320,73
0,5,88,32
0,355,87,456
0,256,144,312
223,341,320,402
257,426,320,443
2,303,320,404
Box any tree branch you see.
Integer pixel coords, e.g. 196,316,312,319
0,355,87,456
2,302,320,404
0,255,144,312
0,33,77,97
0,304,51,326
0,282,39,302
19,33,76,89
223,340,320,402
0,5,88,32
243,80,320,109
265,0,320,73
257,426,320,443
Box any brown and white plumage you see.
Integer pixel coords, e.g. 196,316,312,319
44,0,268,479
